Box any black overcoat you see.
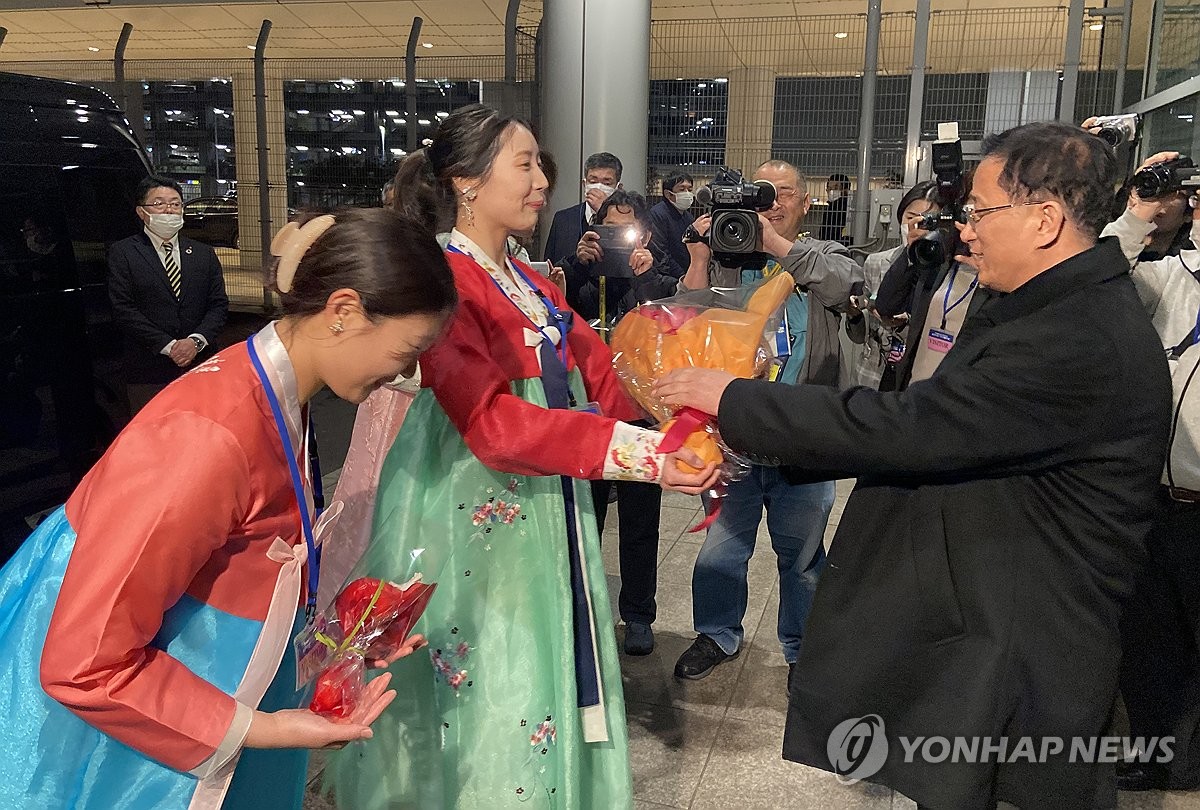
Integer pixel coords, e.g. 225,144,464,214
718,239,1172,809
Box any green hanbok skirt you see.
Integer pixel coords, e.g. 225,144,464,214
326,374,634,809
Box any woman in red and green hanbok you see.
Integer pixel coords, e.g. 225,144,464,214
326,105,717,809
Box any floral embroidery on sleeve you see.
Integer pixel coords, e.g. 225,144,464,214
602,422,665,483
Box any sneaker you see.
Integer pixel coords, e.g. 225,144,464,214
623,622,654,656
674,635,738,680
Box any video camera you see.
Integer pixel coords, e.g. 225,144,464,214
1132,155,1200,199
908,122,966,272
1088,113,1142,148
687,167,776,267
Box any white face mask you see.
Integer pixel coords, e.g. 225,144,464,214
145,212,184,240
671,190,695,211
584,182,616,202
827,189,843,202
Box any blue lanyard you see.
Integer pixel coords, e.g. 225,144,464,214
246,335,321,617
940,265,978,330
447,244,570,366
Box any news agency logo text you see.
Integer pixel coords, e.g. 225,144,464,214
828,715,1175,785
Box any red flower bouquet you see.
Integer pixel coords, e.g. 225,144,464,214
307,574,437,719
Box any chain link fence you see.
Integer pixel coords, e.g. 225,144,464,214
1,0,1187,301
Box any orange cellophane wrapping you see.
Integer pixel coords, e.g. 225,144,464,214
610,272,795,470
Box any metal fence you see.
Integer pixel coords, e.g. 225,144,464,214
1,0,1183,302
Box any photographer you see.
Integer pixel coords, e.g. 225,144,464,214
672,159,861,682
566,189,678,323
1099,150,1200,792
872,174,996,391
845,180,935,389
566,189,677,655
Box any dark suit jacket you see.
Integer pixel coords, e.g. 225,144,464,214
108,232,228,384
542,202,588,268
719,238,1171,809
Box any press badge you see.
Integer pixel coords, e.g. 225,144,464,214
294,612,332,689
927,328,955,353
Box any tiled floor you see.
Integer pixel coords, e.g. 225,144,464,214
305,479,1200,809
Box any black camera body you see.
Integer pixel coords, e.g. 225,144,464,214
690,167,777,266
1132,155,1199,199
908,134,966,272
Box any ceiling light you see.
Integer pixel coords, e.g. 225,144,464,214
385,110,400,116
247,45,256,50
295,145,309,151
834,32,849,39
421,42,433,49
1089,22,1103,30
352,109,365,115
714,78,728,83
418,118,431,125
88,47,100,52
296,109,310,114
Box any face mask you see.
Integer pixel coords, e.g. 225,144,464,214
827,190,843,202
584,182,616,201
145,212,184,240
671,190,695,211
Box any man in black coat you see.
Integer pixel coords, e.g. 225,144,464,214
108,175,228,412
655,122,1172,809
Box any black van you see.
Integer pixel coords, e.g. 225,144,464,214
0,72,149,558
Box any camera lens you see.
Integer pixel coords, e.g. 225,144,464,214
722,218,749,245
1098,128,1122,148
908,232,945,268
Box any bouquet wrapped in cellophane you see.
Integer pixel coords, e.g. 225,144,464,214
610,271,795,528
299,549,443,719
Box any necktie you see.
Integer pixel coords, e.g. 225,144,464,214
162,241,181,299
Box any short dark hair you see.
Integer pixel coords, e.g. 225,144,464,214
275,208,457,321
828,173,851,186
595,189,652,231
980,121,1119,240
897,180,937,225
664,172,693,192
137,174,183,205
584,152,623,181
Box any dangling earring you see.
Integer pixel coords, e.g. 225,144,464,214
329,319,344,335
461,187,477,227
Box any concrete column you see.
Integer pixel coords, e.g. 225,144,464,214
540,0,650,222
725,67,776,176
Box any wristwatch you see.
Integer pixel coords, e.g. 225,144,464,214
189,336,204,351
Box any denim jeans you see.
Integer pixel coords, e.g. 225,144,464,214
692,465,834,663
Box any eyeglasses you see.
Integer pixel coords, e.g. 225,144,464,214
141,201,183,212
957,200,1044,224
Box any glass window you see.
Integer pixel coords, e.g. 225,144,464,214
648,79,728,172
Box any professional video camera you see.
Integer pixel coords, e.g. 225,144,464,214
687,167,776,266
908,122,966,272
1132,155,1200,199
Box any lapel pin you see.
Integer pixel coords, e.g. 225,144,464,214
185,246,193,255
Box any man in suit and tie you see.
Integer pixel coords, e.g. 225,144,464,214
542,152,623,273
108,175,228,412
